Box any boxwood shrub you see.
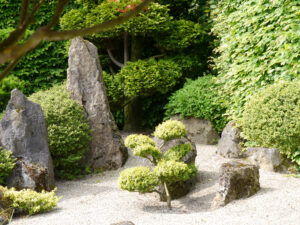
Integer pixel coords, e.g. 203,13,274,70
241,80,300,167
29,84,91,179
165,76,228,132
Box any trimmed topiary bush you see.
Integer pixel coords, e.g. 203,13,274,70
0,186,59,215
119,120,197,209
0,148,16,186
240,80,300,168
165,76,228,132
29,84,91,179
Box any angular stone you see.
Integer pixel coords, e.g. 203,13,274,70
245,147,283,172
217,121,244,158
211,161,260,209
154,137,197,201
171,115,220,145
0,89,55,191
67,37,127,170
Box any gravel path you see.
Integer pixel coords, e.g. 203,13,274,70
11,145,300,225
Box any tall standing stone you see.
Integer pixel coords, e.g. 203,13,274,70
67,37,127,170
0,89,55,191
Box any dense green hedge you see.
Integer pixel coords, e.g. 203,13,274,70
0,148,16,186
165,76,228,132
241,80,300,168
211,0,300,120
29,84,91,179
0,1,69,111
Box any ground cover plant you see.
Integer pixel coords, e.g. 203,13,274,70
241,80,300,169
0,186,59,216
119,120,198,209
29,83,91,180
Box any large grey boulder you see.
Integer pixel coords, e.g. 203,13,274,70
245,147,284,172
171,115,220,145
217,121,244,158
67,37,127,170
0,89,55,191
211,161,260,209
154,137,197,201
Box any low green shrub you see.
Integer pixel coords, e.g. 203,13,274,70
29,84,91,179
241,80,300,167
165,76,228,132
119,120,197,209
0,148,16,186
0,186,59,215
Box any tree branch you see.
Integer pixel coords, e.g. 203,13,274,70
107,49,124,68
19,0,30,25
0,0,152,66
47,0,70,29
0,56,22,82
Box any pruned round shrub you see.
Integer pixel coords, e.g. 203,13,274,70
131,144,162,160
153,120,186,141
0,186,59,215
29,84,91,179
163,143,192,161
241,80,300,167
0,148,16,185
165,76,228,132
125,134,155,149
154,160,197,183
119,167,160,193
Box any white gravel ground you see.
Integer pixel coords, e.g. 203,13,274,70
11,144,300,225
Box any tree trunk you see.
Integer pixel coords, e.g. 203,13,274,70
164,182,172,210
123,36,143,131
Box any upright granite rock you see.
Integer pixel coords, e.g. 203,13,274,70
211,161,260,209
0,90,54,191
67,37,127,170
217,121,244,158
154,137,197,201
171,115,220,145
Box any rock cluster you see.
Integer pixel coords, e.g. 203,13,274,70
0,90,55,191
67,37,127,170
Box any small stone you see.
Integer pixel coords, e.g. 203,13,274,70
0,89,55,191
67,37,127,170
171,115,220,145
245,147,284,172
217,121,244,158
211,161,260,209
110,221,135,225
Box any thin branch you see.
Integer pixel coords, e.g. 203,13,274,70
0,57,22,82
145,53,166,60
107,49,124,68
19,0,30,25
149,189,163,195
47,0,71,29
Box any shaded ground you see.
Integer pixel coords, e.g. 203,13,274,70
11,144,300,225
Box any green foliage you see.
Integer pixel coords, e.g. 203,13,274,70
240,80,300,166
163,143,192,161
154,160,197,183
29,84,91,179
118,59,182,98
1,186,59,215
125,134,155,148
132,144,162,160
153,120,187,141
118,166,160,193
211,0,300,120
0,148,16,186
165,76,228,132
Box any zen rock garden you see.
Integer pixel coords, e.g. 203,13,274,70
0,37,299,225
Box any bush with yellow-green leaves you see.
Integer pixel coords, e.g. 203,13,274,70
119,120,197,209
0,186,59,216
0,148,16,186
240,80,300,169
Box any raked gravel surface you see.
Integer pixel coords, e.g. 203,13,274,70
11,144,300,225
